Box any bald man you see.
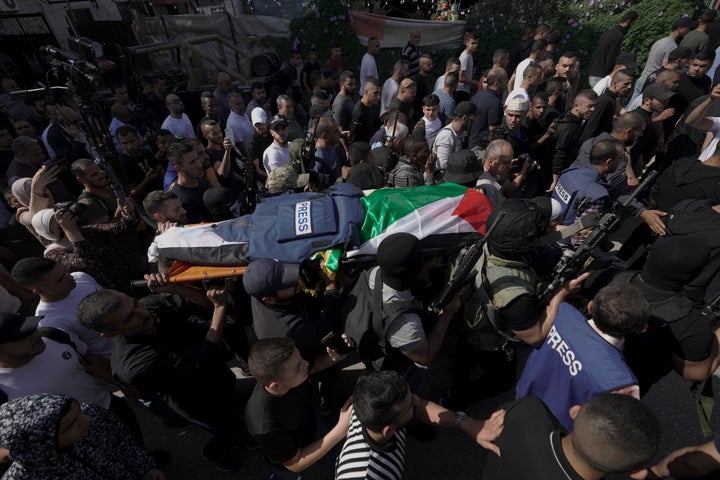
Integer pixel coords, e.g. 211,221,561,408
213,72,233,122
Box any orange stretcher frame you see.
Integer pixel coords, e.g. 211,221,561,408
166,261,246,283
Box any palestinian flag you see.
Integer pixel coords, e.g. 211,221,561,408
323,183,493,270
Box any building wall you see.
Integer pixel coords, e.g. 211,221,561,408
0,0,122,49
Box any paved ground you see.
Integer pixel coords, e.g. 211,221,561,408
131,329,720,479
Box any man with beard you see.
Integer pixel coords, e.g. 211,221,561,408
332,71,358,131
167,142,212,223
70,159,120,224
200,119,243,194
247,82,268,116
143,190,188,272
432,101,476,174
161,94,195,140
263,116,291,174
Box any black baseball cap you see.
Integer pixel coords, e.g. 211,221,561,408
0,313,42,344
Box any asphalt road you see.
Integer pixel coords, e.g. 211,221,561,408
131,331,720,480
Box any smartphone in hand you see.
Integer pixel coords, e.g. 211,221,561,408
321,332,350,355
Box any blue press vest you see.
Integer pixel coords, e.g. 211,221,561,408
515,303,637,430
551,165,609,227
248,182,366,263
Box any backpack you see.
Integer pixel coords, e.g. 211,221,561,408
342,267,422,373
453,246,521,356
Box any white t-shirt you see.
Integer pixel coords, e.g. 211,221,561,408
161,113,196,139
458,50,474,94
699,117,720,162
359,53,379,96
434,74,446,92
592,74,613,96
513,58,532,91
262,142,290,173
0,337,112,408
226,111,254,143
422,117,443,147
381,78,399,115
36,272,112,359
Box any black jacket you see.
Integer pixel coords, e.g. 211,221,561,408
651,156,720,210
580,90,619,144
588,25,628,77
552,111,584,174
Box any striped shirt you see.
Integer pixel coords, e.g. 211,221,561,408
335,412,406,480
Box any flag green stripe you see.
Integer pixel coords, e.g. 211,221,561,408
359,183,468,241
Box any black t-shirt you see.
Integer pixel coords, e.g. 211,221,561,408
113,294,239,426
411,73,430,115
301,62,321,88
244,380,316,467
250,295,336,356
349,102,381,144
677,73,712,111
119,150,161,188
205,147,245,195
169,178,212,223
482,396,582,480
346,162,385,190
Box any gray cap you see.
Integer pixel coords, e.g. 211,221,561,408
643,82,674,102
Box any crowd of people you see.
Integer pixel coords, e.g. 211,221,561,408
1,8,720,479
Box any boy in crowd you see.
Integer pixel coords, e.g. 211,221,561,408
245,337,353,479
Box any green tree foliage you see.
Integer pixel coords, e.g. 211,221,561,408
553,0,702,78
287,0,704,89
289,0,363,70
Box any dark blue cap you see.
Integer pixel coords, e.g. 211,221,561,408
243,258,299,298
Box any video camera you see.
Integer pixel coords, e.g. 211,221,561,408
54,201,86,216
40,45,104,96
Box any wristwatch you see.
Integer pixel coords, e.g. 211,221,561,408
455,410,469,429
